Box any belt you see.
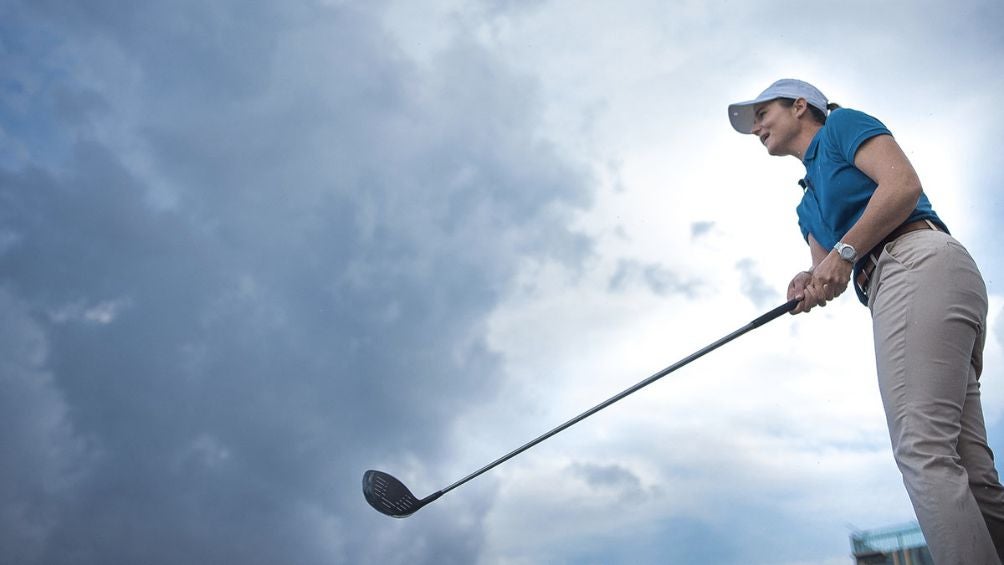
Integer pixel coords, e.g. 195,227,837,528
855,219,941,296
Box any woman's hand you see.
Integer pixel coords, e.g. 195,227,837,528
787,270,815,314
787,251,853,314
810,250,853,302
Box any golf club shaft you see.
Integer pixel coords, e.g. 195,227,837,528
439,298,799,495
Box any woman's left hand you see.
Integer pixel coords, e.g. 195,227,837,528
805,251,853,307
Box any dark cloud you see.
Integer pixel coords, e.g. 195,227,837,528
0,2,592,564
690,221,714,240
569,461,642,496
609,259,698,297
735,258,779,308
0,289,91,564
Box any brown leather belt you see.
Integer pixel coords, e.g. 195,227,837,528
855,219,941,295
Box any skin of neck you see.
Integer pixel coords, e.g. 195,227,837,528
793,121,822,162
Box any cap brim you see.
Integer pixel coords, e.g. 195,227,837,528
728,100,759,134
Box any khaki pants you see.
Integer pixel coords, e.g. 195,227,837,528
869,229,1004,564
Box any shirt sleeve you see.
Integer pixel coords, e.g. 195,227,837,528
825,108,891,164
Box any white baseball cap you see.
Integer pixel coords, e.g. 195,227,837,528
728,79,829,134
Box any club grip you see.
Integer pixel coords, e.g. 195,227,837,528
750,298,800,328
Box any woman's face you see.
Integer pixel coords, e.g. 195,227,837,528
751,99,799,157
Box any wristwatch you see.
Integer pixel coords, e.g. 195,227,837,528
833,241,858,263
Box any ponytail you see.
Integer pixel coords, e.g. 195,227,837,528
810,102,841,125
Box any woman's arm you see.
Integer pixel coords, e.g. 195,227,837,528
807,233,830,266
800,134,923,307
839,134,923,255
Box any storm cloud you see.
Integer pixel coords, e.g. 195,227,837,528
1,1,591,563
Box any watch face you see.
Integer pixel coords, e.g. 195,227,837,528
839,245,855,261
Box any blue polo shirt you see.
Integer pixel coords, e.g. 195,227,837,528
796,108,947,304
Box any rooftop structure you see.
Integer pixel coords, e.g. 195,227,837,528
850,522,932,565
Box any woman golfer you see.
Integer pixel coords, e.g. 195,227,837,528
728,78,1004,564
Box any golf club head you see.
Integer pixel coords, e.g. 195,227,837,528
363,470,438,518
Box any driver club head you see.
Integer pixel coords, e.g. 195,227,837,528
363,470,428,518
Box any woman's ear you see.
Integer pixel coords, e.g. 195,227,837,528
792,97,809,118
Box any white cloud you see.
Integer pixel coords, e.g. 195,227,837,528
48,298,132,325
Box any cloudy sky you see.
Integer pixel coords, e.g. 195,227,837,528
2,1,1003,563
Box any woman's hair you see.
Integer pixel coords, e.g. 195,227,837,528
776,97,841,125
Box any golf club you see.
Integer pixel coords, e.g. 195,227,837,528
363,297,800,517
